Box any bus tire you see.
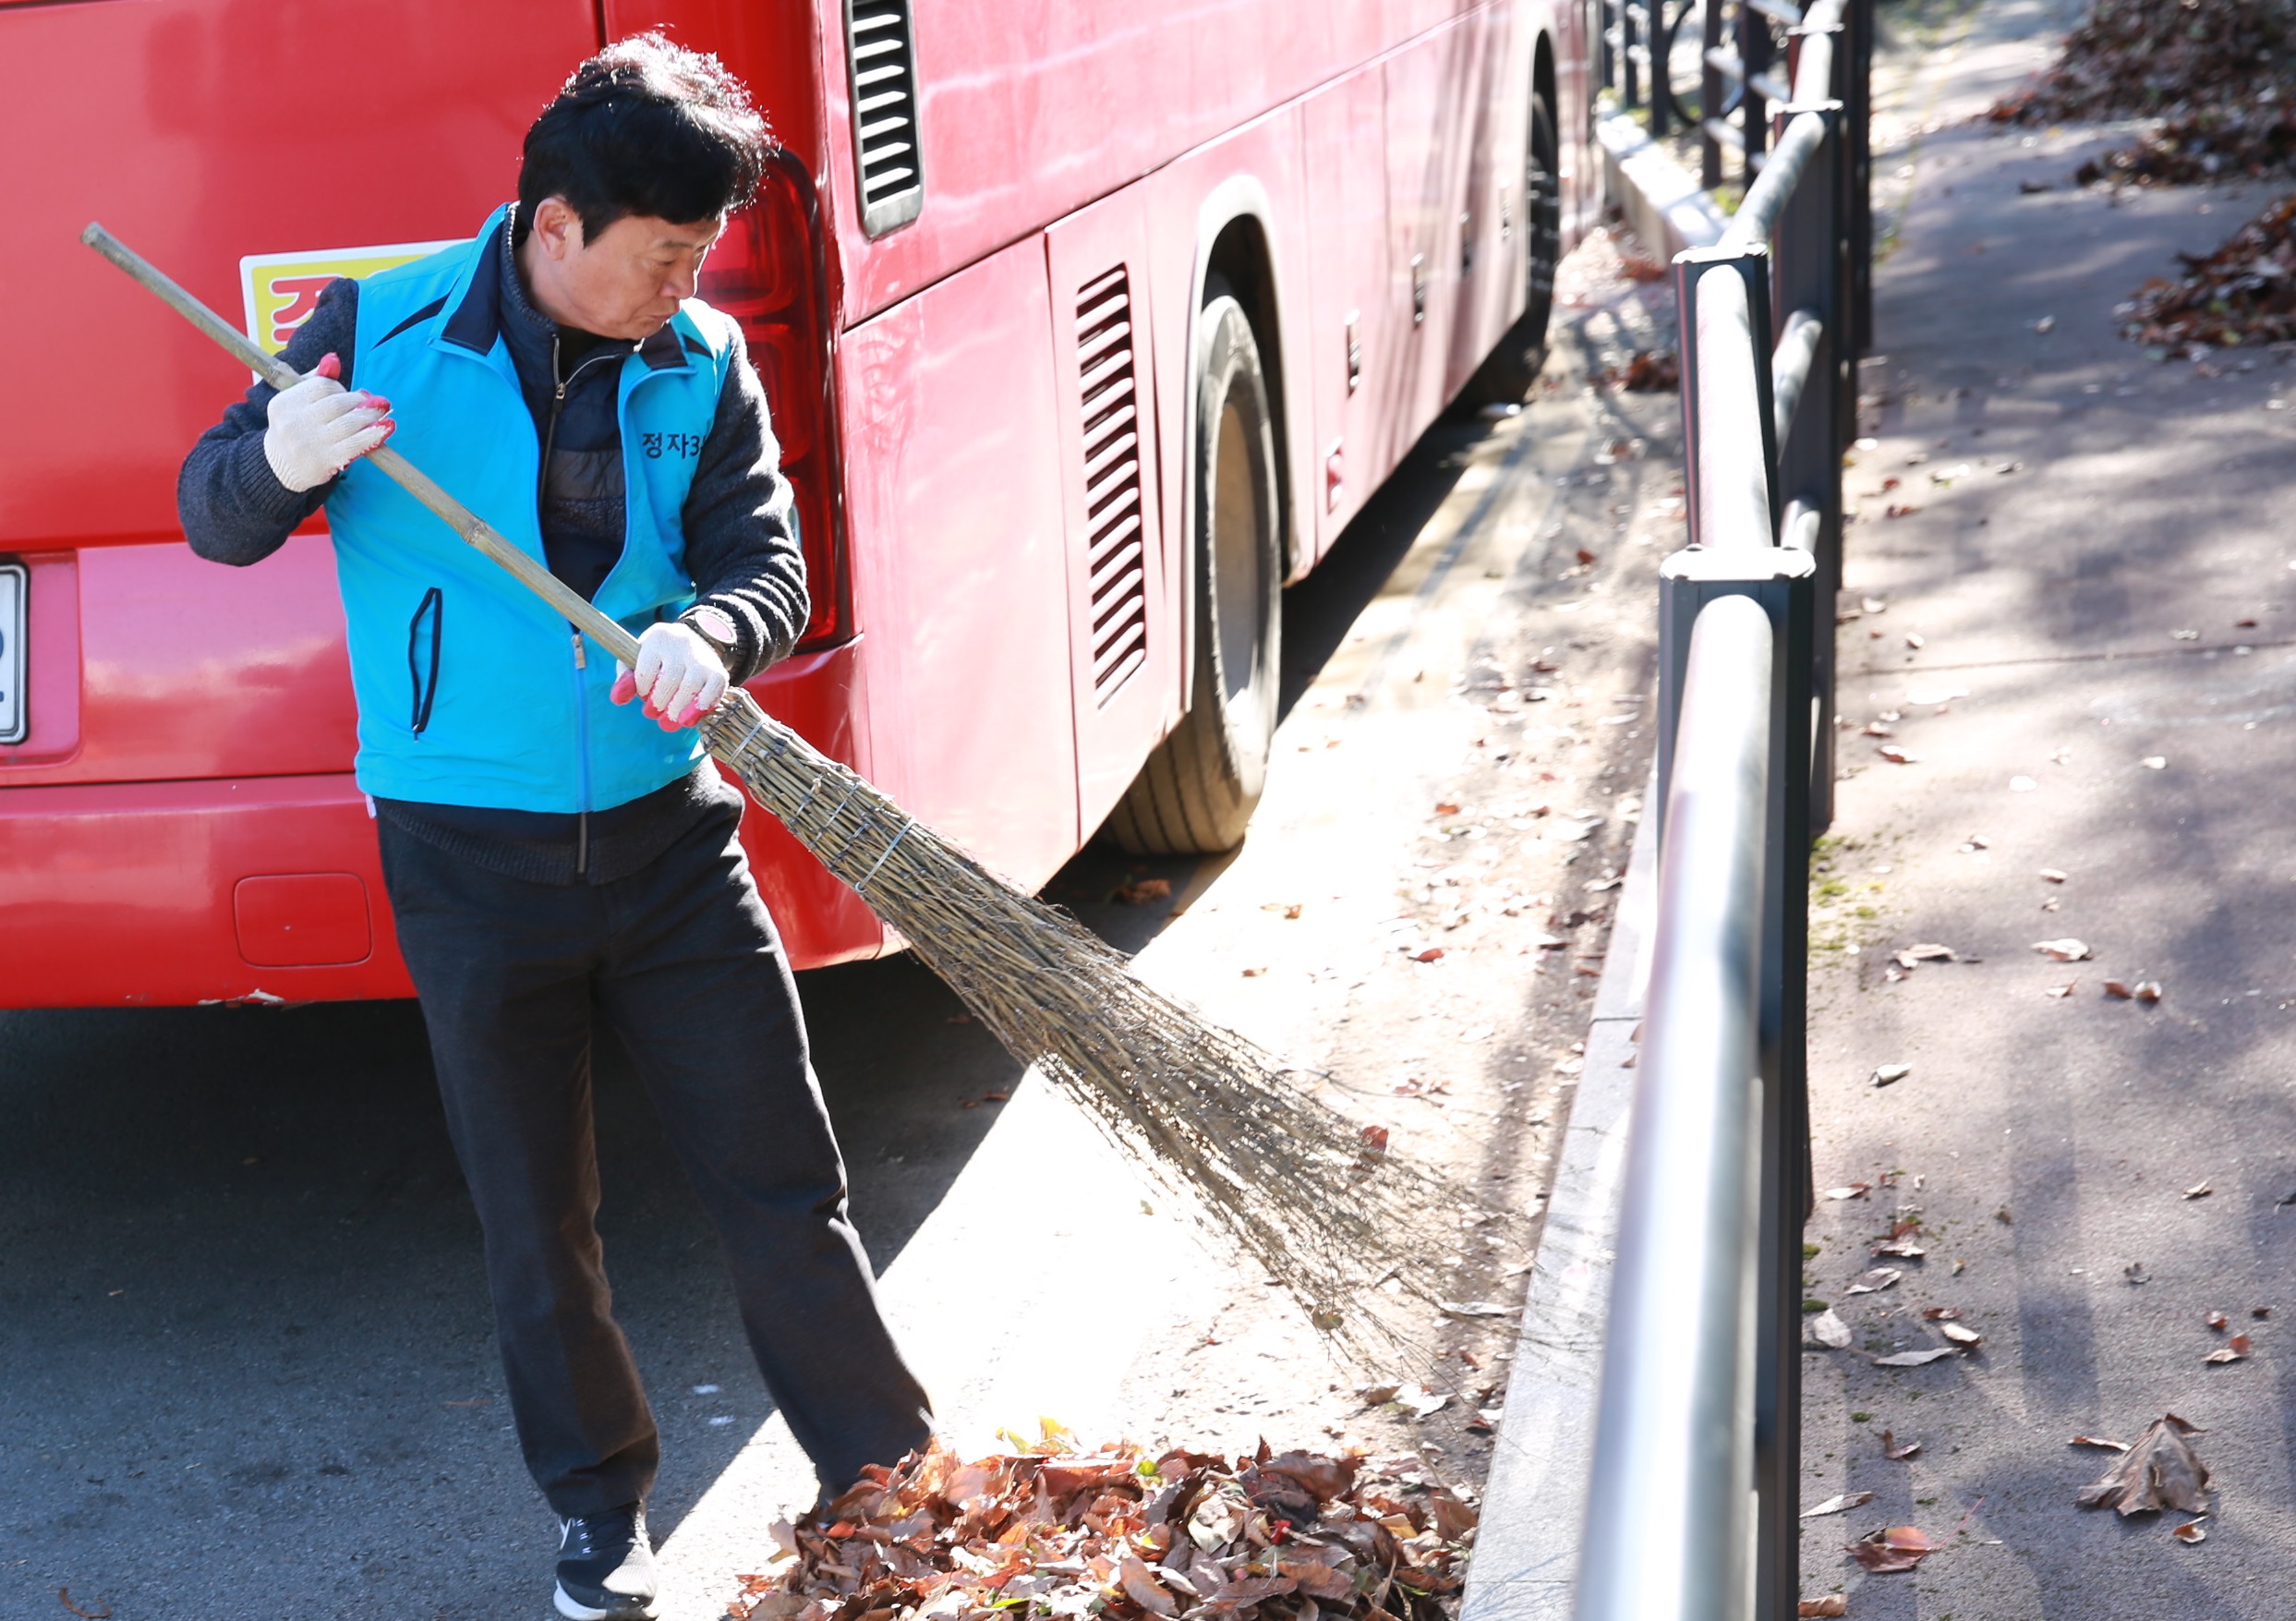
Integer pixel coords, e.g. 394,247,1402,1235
1106,287,1282,856
1460,89,1562,406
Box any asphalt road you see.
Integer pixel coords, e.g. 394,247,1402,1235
0,235,1682,1621
1796,1,2296,1613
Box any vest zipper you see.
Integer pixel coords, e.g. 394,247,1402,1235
571,629,589,877
539,331,627,883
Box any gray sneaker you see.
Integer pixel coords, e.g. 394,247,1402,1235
553,1502,658,1620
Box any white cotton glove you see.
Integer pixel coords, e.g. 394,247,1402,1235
262,351,395,492
611,622,730,731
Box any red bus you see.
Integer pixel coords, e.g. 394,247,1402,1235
0,0,1597,1008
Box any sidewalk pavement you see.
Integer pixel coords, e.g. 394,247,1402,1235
1798,0,2296,1612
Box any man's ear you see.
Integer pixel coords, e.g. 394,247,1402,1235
530,197,586,261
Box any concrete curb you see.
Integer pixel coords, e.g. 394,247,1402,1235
1460,120,1719,1621
1458,780,1655,1621
1598,113,1728,258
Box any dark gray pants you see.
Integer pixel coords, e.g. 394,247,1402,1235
379,806,933,1518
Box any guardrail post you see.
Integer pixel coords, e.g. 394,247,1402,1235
1623,0,1644,109
1673,247,1779,550
1768,100,1844,835
1655,547,1813,1621
1844,0,1874,355
1739,0,1772,172
1700,0,1727,188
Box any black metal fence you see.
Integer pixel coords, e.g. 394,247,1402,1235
1604,0,1874,257
1574,3,1873,1615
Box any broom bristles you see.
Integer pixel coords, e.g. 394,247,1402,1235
702,694,1525,1358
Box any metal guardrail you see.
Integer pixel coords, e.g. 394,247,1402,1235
1575,3,1871,1615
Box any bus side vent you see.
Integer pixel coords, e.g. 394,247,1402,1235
844,0,924,236
1076,265,1149,704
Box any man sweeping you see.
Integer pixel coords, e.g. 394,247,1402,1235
176,36,932,1621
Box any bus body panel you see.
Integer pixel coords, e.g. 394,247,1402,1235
819,0,1493,333
0,0,596,558
1045,188,1180,840
1301,67,1395,555
836,242,1083,896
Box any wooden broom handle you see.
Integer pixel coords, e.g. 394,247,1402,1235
81,221,646,669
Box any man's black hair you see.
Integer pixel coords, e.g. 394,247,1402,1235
518,33,773,243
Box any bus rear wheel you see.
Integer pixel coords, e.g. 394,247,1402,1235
1106,287,1281,856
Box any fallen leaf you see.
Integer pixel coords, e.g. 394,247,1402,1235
2046,982,2078,998
1871,1238,1928,1260
2184,1180,2213,1200
1898,943,1957,963
1922,1307,1964,1321
1871,1348,1959,1367
2205,1335,2252,1364
2126,1263,2151,1285
1846,1269,1903,1296
1433,802,1461,817
1120,1557,1178,1616
1848,1525,1938,1573
1904,633,1927,650
1799,1599,1849,1617
2104,980,2134,998
1885,503,1921,518
2206,1311,2230,1330
2034,938,2093,962
1878,745,1920,764
1412,946,1445,962
1112,877,1172,904
2071,1434,2131,1452
2141,756,2168,769
2077,1415,2211,1514
1356,1384,1402,1407
1870,1063,1913,1087
1260,901,1304,919
1807,1309,1855,1349
1801,1491,1875,1518
2173,1520,2208,1544
57,1594,112,1621
2040,867,2069,883
1940,1322,1984,1348
1824,1184,1873,1201
1400,1385,1452,1419
1884,1430,1923,1461
2135,981,2164,1001
1863,720,1895,737
2256,1306,2274,1318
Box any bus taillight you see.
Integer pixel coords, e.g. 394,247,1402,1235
702,151,851,651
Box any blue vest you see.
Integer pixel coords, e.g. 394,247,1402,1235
324,206,735,813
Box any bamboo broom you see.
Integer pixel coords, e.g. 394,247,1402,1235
86,223,1521,1352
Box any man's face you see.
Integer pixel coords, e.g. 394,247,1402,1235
526,199,722,341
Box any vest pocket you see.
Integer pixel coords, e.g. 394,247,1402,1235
406,587,442,736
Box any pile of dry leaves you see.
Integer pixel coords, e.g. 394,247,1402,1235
729,1428,1479,1621
1988,0,2296,183
2121,190,2296,345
